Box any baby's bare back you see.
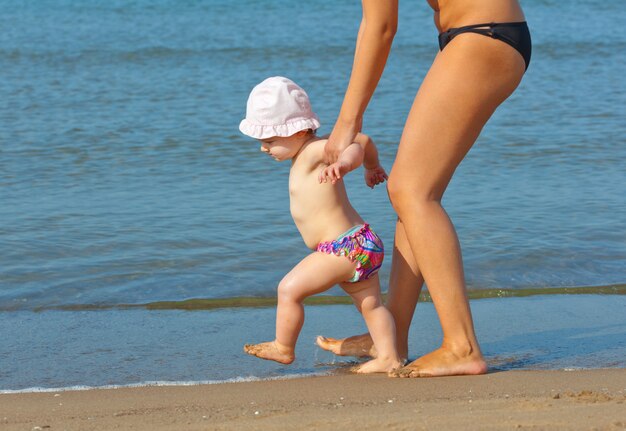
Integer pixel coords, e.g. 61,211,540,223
289,139,364,250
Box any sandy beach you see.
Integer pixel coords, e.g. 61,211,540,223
2,369,625,430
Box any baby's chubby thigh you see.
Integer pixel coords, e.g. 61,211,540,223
277,251,360,302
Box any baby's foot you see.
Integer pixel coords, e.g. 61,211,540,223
316,334,377,358
351,357,404,374
243,341,295,364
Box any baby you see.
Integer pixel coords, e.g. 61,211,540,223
239,76,402,373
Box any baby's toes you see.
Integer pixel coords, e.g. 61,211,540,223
243,344,257,354
388,367,409,378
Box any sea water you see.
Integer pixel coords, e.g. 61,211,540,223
1,0,625,390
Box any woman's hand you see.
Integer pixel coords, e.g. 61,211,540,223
319,160,351,185
364,165,388,188
323,118,362,164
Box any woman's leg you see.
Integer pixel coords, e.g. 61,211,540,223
316,219,424,360
386,218,425,358
244,251,356,364
388,33,526,378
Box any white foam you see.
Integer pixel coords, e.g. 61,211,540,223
0,372,328,394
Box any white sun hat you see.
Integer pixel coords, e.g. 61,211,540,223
239,76,321,139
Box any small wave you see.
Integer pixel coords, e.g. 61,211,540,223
0,372,328,394
6,283,619,312
0,45,345,64
0,284,624,313
0,43,444,66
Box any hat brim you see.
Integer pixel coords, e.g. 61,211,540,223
239,117,321,139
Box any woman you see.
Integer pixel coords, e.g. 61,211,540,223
317,0,531,377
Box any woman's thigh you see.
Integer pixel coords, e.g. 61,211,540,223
390,33,526,200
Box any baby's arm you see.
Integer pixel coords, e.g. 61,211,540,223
353,133,388,188
318,133,387,188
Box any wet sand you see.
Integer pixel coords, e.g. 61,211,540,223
2,369,625,430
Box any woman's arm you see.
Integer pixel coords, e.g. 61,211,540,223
324,0,398,163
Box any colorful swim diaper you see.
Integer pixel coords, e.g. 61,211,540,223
316,224,384,283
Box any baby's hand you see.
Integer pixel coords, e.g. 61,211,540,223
364,165,388,188
319,161,351,184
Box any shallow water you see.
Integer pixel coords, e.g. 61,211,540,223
1,295,625,392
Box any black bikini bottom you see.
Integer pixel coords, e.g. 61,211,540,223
438,21,532,71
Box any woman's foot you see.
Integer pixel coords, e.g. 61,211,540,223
389,346,487,378
352,357,404,374
316,334,377,358
244,341,295,364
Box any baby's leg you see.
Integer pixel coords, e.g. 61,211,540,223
343,275,403,373
316,219,423,360
244,251,356,364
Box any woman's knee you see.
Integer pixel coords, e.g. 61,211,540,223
386,173,406,213
387,173,441,217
